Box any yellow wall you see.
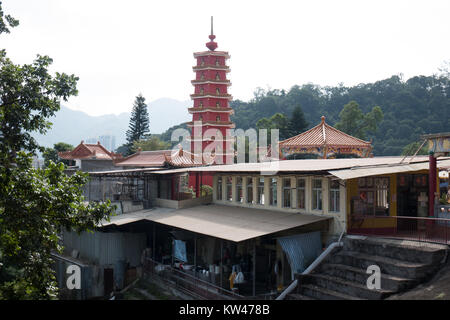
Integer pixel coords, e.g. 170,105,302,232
346,169,436,230
346,173,397,229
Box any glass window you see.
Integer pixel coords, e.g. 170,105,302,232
329,179,340,212
257,177,265,205
236,177,243,203
270,178,277,206
246,177,253,204
226,177,232,201
312,179,322,210
297,178,305,209
282,178,292,208
216,176,223,201
357,176,390,216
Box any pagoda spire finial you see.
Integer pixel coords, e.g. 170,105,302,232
206,16,218,51
211,16,213,35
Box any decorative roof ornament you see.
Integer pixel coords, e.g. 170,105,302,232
206,16,218,51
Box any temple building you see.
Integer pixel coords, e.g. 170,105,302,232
58,140,123,172
187,17,235,166
278,116,373,159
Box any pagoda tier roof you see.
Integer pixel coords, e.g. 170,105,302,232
279,116,372,149
58,141,123,161
187,120,235,128
188,107,234,114
191,79,231,85
193,65,230,72
190,93,232,100
193,51,230,58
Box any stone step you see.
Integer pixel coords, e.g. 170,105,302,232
303,274,394,300
319,263,416,292
286,293,316,300
330,250,432,279
344,236,448,264
299,284,364,300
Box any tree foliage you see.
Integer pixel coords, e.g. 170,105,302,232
0,4,114,299
126,94,150,146
230,74,449,156
42,142,74,168
132,135,171,152
335,101,383,140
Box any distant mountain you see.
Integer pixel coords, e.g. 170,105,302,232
33,98,191,151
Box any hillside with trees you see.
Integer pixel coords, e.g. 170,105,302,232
228,73,449,156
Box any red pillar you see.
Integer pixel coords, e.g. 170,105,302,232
428,153,437,217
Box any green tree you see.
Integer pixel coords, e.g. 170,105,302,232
126,94,150,146
0,5,114,299
132,135,171,152
42,142,74,168
286,105,309,137
335,101,383,140
401,141,428,156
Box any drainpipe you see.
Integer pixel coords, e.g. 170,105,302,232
429,152,437,217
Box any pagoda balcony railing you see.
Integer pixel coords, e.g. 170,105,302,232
190,93,233,100
193,65,230,71
187,120,235,127
191,79,231,85
193,51,230,58
188,107,234,113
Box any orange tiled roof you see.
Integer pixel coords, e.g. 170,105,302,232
58,141,123,161
165,148,216,167
114,150,172,167
114,148,216,168
279,116,372,148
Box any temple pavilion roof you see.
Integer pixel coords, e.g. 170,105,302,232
279,116,372,148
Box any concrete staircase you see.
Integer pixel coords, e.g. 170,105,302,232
288,235,448,300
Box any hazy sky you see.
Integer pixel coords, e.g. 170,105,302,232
2,0,449,116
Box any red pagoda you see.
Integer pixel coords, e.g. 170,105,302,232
187,17,235,165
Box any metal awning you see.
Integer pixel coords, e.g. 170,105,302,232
329,159,450,180
99,204,330,242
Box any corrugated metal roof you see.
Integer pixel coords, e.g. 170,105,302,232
99,205,330,243
329,158,450,180
153,156,432,175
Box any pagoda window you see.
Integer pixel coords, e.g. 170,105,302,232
200,87,204,95
215,58,220,66
329,179,340,213
199,115,203,121
200,72,205,80
216,116,221,122
216,102,220,108
201,57,205,66
312,179,323,211
199,101,203,108
215,72,220,80
216,88,220,95
297,178,306,209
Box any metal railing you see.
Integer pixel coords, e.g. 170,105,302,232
143,257,244,300
348,215,450,245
